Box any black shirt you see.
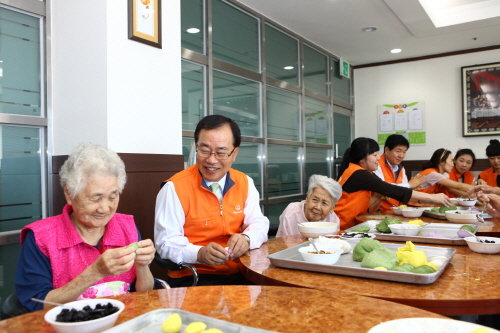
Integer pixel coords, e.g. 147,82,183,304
342,169,413,203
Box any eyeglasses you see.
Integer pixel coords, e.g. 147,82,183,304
196,145,236,160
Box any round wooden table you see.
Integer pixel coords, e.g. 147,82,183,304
239,235,500,316
0,285,448,333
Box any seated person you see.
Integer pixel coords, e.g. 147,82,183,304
478,139,500,187
276,174,342,237
412,148,474,197
154,115,269,287
16,144,156,311
334,138,450,230
469,184,500,218
443,148,476,198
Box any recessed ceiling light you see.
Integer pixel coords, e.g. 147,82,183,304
362,26,377,32
283,65,294,70
186,27,200,34
390,48,402,54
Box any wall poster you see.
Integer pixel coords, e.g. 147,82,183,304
377,102,425,145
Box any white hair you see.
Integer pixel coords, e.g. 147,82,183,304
59,143,127,198
307,174,342,204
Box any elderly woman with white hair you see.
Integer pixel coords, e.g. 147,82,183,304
15,144,156,312
276,175,342,237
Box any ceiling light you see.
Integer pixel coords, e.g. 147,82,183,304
186,27,200,34
283,65,294,70
362,26,377,32
418,0,500,28
390,48,402,54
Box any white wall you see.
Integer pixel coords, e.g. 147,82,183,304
49,0,182,155
354,49,500,160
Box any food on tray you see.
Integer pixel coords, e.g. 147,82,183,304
374,266,388,270
375,216,402,233
398,205,408,209
340,232,373,239
184,321,207,333
55,302,119,322
350,225,371,232
392,263,415,272
313,236,352,254
395,241,437,271
407,219,424,226
204,329,224,333
308,250,332,254
412,265,436,274
352,238,383,261
162,313,182,333
426,206,457,214
361,248,398,270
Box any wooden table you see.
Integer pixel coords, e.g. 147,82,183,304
0,286,448,333
356,213,500,236
239,235,500,316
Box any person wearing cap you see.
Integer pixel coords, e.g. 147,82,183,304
478,139,500,187
276,174,342,237
154,115,269,287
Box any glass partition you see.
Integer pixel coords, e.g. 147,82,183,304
304,97,329,144
212,0,259,72
0,7,41,116
303,45,328,96
233,142,261,196
266,86,299,141
213,70,261,137
265,24,298,85
304,147,330,182
267,144,300,197
182,61,205,131
181,0,204,53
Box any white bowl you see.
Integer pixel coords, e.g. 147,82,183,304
297,222,339,238
44,299,125,333
445,210,480,224
388,224,422,236
392,206,402,215
400,208,423,218
464,236,500,254
298,245,341,265
450,198,477,207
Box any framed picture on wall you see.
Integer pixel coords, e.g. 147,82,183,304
128,0,162,48
462,62,500,136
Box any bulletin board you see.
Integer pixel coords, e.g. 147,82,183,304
377,102,426,145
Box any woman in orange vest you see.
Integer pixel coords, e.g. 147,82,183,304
333,138,451,230
443,149,476,197
414,148,474,197
478,139,500,187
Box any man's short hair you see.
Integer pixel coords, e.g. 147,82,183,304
194,115,241,148
385,134,409,150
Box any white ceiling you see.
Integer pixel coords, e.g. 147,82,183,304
236,0,500,66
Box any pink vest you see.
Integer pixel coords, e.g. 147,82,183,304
21,205,137,293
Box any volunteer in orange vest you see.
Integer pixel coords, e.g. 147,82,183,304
373,134,424,213
443,149,476,197
334,137,451,230
478,139,500,187
413,148,474,197
154,115,269,287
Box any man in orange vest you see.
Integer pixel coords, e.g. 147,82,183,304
373,134,423,212
154,115,269,287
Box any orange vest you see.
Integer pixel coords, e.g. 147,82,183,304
378,155,405,212
442,167,475,197
416,168,442,194
479,167,499,187
167,165,249,277
334,163,372,231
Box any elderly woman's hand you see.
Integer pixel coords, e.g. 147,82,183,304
92,246,136,278
134,239,155,267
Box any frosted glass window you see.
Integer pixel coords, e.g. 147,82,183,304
182,137,195,168
0,7,41,116
232,142,261,196
182,61,205,131
212,0,259,72
267,144,300,197
213,70,260,137
305,147,330,182
0,125,42,232
332,59,351,105
266,86,299,141
303,45,328,96
265,25,298,85
181,0,204,53
304,97,329,144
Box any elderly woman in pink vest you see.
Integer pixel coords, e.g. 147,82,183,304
15,144,156,312
276,175,342,237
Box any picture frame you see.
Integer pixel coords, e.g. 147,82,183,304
128,0,162,48
462,62,500,136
